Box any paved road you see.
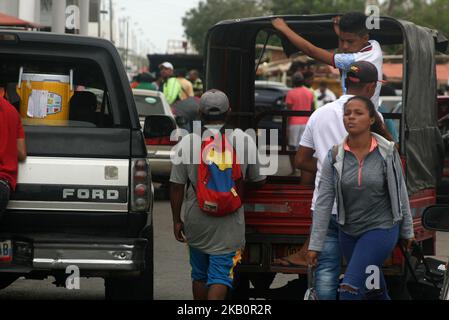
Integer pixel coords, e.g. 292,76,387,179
0,200,187,300
0,199,448,300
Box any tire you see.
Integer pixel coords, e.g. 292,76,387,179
385,275,411,300
105,229,153,300
0,275,18,290
385,256,417,300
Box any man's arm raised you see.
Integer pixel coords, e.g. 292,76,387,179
272,18,334,67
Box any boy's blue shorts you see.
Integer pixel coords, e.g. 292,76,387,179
189,246,242,289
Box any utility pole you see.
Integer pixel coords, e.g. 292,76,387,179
125,17,129,71
97,0,101,37
98,1,109,39
79,0,89,36
18,0,37,23
109,0,114,43
52,0,66,33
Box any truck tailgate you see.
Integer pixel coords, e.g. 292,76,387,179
8,157,129,212
244,177,313,235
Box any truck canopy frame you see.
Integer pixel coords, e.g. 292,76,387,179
205,14,448,195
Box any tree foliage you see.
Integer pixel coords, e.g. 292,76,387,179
384,0,449,43
262,0,365,15
183,0,449,54
182,0,266,54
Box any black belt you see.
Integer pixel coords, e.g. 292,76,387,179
0,179,10,190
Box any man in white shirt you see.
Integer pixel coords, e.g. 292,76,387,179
277,61,381,300
272,12,383,108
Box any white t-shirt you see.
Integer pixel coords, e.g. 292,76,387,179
299,95,353,214
314,88,337,108
333,40,383,109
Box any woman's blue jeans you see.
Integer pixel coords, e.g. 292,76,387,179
338,224,399,300
315,215,341,300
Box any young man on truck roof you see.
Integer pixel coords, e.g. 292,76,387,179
272,11,383,109
277,61,382,300
169,90,266,300
0,93,27,220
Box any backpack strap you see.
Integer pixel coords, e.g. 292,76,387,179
194,125,226,192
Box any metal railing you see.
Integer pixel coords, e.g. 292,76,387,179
227,110,402,155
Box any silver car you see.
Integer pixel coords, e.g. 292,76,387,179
133,89,176,184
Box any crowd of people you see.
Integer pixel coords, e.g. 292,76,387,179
272,11,413,300
131,62,204,133
167,11,415,301
0,10,418,302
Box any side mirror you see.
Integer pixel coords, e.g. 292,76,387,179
422,205,449,232
143,115,177,145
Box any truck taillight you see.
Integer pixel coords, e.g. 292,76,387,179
131,159,152,212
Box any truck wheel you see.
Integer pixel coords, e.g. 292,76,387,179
385,275,411,300
385,254,416,301
105,231,153,300
0,275,18,290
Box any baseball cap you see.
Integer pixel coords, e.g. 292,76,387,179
199,89,230,115
346,61,385,84
159,62,174,70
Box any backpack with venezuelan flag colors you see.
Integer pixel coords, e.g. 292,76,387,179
196,127,242,217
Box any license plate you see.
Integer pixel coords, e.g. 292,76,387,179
0,240,12,263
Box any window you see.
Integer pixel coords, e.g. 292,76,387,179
89,0,100,23
134,95,166,116
0,57,114,128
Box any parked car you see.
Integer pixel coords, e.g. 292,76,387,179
255,80,289,113
0,31,153,299
255,80,290,146
132,89,177,185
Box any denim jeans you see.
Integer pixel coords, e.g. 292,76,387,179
0,180,11,221
315,214,341,300
338,224,399,300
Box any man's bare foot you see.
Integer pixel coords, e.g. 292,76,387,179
274,251,308,267
274,237,311,267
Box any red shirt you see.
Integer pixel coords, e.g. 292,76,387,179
0,97,25,190
285,86,314,125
